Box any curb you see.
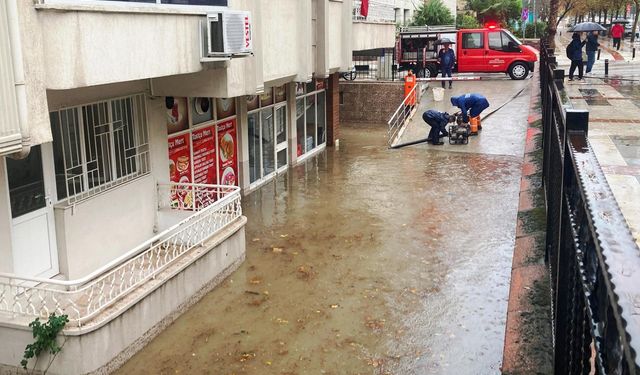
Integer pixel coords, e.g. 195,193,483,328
501,72,553,374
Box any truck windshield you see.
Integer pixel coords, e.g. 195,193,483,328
503,30,522,45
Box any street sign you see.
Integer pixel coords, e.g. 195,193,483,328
522,8,529,21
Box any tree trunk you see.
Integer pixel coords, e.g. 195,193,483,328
632,0,640,43
548,0,560,48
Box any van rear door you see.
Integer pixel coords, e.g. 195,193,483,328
458,30,486,72
486,30,521,72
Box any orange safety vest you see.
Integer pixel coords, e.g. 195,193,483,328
404,73,417,105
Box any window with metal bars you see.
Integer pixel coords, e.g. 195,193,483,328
50,94,150,203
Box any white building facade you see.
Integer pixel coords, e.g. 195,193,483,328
0,0,395,373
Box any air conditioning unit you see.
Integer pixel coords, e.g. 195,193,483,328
202,11,253,59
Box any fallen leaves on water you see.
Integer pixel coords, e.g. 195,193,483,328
280,234,289,238
366,357,385,368
365,317,385,330
249,277,262,285
272,247,284,253
275,318,289,324
252,238,260,242
330,304,339,309
238,352,256,362
296,265,316,280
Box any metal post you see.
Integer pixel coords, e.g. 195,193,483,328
566,109,589,136
597,49,601,60
634,48,636,59
605,59,609,75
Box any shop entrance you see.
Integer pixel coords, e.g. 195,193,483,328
5,144,59,278
248,86,289,187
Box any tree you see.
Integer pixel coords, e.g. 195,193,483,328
547,0,559,47
411,0,455,26
632,0,639,43
466,0,522,25
457,13,481,28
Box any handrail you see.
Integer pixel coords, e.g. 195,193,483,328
0,183,243,326
399,25,456,33
387,82,423,147
0,184,240,288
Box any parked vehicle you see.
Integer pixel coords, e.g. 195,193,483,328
624,23,639,38
396,24,538,80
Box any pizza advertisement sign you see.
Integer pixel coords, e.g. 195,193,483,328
217,119,238,189
168,133,193,209
192,126,218,207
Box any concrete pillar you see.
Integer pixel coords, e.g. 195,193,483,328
327,72,340,146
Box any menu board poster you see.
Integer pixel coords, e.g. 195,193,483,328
168,133,193,208
246,95,259,111
275,85,287,103
217,119,238,187
166,97,189,135
295,82,305,97
191,126,217,185
216,98,236,119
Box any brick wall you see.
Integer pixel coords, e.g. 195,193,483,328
339,81,404,124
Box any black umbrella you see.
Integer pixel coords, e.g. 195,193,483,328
435,38,455,44
612,18,630,23
569,22,607,32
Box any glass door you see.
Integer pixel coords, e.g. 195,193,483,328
6,144,59,278
274,104,288,173
260,109,275,179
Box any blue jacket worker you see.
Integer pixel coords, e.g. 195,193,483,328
438,43,456,89
450,93,490,125
422,110,455,145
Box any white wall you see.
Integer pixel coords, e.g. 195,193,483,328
352,21,397,51
0,160,15,273
54,175,157,280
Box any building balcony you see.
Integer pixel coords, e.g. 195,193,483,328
351,0,397,51
0,183,246,373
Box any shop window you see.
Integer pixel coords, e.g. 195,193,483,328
50,94,150,203
295,82,327,158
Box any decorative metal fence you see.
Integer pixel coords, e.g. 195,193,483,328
0,184,242,327
540,40,640,374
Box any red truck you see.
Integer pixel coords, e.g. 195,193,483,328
396,25,538,80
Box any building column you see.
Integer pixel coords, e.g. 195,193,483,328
326,72,340,147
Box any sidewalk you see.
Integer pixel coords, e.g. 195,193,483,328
557,25,640,63
555,31,640,248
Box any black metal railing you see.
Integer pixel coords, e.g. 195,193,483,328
351,48,407,81
540,40,640,374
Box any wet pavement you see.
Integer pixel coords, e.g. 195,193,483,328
116,80,531,375
555,31,640,247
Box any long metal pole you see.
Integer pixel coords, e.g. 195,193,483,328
533,0,537,38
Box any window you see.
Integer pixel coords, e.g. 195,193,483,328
461,32,483,49
50,94,150,203
489,31,519,51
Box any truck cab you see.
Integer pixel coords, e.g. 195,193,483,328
457,27,537,80
397,25,538,80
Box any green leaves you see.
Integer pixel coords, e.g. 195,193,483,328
411,0,455,26
21,314,69,373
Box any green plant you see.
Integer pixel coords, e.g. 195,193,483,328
467,0,522,25
411,0,455,26
21,314,69,375
456,13,481,28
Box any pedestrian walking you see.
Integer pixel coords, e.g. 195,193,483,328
567,32,586,81
611,23,624,50
437,42,455,89
422,110,455,145
585,31,600,75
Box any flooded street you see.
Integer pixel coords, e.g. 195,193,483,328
117,80,531,375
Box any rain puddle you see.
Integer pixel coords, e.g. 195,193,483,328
117,117,527,374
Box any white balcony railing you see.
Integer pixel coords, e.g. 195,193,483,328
353,0,397,23
0,183,242,327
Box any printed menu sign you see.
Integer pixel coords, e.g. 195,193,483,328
217,119,238,187
168,133,192,208
192,126,217,185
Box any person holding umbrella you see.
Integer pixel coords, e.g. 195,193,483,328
585,31,600,75
437,39,455,89
611,22,624,50
568,32,586,81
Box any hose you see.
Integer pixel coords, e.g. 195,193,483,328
390,85,529,149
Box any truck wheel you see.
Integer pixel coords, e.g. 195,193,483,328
425,65,437,78
508,62,529,80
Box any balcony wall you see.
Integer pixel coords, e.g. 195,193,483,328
352,21,396,51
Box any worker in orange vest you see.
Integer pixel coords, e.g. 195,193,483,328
404,70,417,108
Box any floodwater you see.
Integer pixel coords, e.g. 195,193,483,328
117,81,530,375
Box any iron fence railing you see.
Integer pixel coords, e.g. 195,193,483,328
540,40,640,374
387,81,425,147
0,183,242,327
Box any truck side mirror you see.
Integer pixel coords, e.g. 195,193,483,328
507,41,520,52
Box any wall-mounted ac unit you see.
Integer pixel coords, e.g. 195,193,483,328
202,11,253,59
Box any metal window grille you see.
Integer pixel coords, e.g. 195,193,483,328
51,94,150,204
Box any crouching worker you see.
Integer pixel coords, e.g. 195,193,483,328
422,110,455,145
450,93,490,134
